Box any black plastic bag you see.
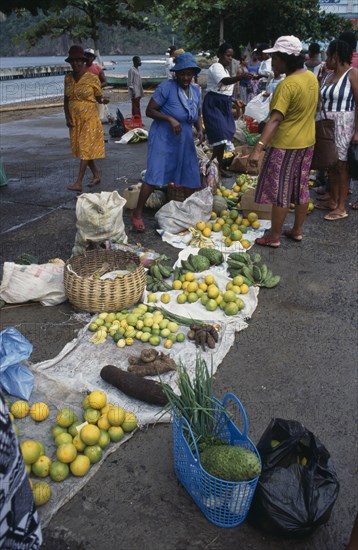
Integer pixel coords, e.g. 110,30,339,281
248,418,339,537
109,108,126,138
347,142,358,179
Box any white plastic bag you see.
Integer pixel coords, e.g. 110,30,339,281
155,188,213,234
72,191,127,256
244,93,270,123
0,262,66,306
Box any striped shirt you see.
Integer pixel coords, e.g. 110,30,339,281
321,68,355,112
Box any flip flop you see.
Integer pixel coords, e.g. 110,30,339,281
351,201,358,210
255,236,280,248
88,178,101,188
67,184,82,192
283,230,302,242
324,211,348,221
130,211,145,232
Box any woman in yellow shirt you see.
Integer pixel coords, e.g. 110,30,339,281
249,36,319,247
64,45,108,192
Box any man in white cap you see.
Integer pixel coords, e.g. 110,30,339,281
84,48,107,88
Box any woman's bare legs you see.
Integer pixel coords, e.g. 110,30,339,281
327,160,349,216
67,160,88,191
88,160,101,187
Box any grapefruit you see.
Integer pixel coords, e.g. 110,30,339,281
56,443,77,464
10,400,29,419
88,390,107,410
83,408,101,424
122,412,138,433
84,444,103,464
68,421,82,437
29,402,49,422
32,481,51,506
70,455,91,477
73,434,86,452
51,426,67,439
32,456,52,478
108,426,125,442
56,408,77,428
97,414,110,431
54,433,73,447
98,430,111,449
80,424,100,445
20,440,41,465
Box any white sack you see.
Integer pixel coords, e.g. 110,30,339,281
72,191,127,257
0,262,66,306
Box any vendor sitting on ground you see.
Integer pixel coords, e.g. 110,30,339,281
130,52,204,232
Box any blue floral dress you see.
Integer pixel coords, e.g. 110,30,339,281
144,80,201,188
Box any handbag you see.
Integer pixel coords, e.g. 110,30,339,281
311,99,338,170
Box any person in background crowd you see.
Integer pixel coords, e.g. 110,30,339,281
0,391,42,549
315,39,358,220
131,53,203,232
236,53,255,105
255,43,273,92
248,36,319,246
265,67,285,95
202,42,251,175
304,43,323,76
165,46,177,79
127,56,144,117
64,45,108,192
84,48,107,87
247,52,260,95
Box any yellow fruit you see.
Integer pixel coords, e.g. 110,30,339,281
82,396,90,409
32,481,51,506
68,421,82,437
11,400,29,419
224,302,239,316
201,294,209,306
54,432,73,447
50,461,69,482
56,408,77,428
187,292,199,303
100,403,112,414
160,293,171,304
29,402,49,422
108,426,125,442
230,230,243,242
122,412,138,432
206,299,218,312
176,293,187,304
224,237,233,247
235,298,245,310
223,290,236,302
164,339,173,349
220,209,229,217
70,455,91,477
116,338,126,348
73,434,86,452
32,455,52,478
107,406,125,426
242,218,250,227
247,212,258,223
216,294,224,305
147,293,157,303
217,217,225,226
230,223,239,231
202,227,211,237
186,281,197,293
251,220,261,229
207,284,220,299
167,321,178,333
240,239,251,249
233,275,244,286
84,444,103,464
196,221,206,231
233,184,240,192
198,282,207,292
172,279,182,290
212,223,221,232
210,212,217,220
21,440,41,465
56,443,77,464
80,424,101,445
125,337,134,346
226,282,233,290
231,285,241,294
97,413,110,431
51,426,67,439
84,408,101,424
98,429,111,449
240,284,250,294
185,272,195,282
88,390,107,410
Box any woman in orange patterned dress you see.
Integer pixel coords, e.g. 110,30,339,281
64,45,109,192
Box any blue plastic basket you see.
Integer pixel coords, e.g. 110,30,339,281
173,393,261,528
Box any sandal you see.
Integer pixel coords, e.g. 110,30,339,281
130,211,145,232
351,201,358,210
67,184,82,192
88,177,101,188
324,211,348,221
283,229,302,242
255,235,280,248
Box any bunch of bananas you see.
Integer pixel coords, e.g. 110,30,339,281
188,227,215,248
146,259,173,292
227,252,280,288
89,328,108,344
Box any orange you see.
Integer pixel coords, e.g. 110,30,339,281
122,412,138,432
196,221,206,231
88,390,107,410
204,274,215,286
70,455,91,477
107,406,125,426
20,440,41,465
32,481,51,506
79,424,100,446
56,443,77,464
32,456,52,478
207,284,220,299
50,461,70,482
185,272,195,282
202,227,211,237
11,400,29,419
29,402,49,422
84,444,103,464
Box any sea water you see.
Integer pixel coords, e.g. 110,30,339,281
0,55,168,105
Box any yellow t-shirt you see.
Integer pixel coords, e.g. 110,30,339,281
269,71,319,149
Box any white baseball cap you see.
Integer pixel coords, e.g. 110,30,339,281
263,36,302,56
84,48,96,57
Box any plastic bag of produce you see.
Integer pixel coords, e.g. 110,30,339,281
244,92,270,123
155,187,213,234
72,191,127,256
0,327,34,400
248,418,339,537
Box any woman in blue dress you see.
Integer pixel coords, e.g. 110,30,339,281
131,52,203,231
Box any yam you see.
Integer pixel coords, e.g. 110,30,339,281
128,359,176,377
100,365,168,406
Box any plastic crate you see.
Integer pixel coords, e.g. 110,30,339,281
173,393,261,528
124,115,143,132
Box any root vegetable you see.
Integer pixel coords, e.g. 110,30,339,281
140,349,158,363
128,359,176,377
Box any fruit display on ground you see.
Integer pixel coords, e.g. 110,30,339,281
194,209,261,250
10,390,138,508
227,252,280,288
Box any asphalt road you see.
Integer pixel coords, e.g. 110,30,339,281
0,96,357,549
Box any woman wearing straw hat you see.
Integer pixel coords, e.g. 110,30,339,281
64,45,109,192
131,52,203,232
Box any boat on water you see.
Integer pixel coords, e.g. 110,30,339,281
106,74,167,88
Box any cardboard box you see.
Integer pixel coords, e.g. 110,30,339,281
228,145,264,175
241,188,272,220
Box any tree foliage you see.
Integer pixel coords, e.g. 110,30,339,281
155,0,353,53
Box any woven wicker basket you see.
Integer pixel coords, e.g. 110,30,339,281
64,249,146,313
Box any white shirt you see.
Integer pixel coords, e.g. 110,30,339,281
258,58,273,79
206,62,234,96
165,57,175,79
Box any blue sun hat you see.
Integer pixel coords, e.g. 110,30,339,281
170,52,201,74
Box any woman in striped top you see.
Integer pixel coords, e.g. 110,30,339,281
318,39,358,221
